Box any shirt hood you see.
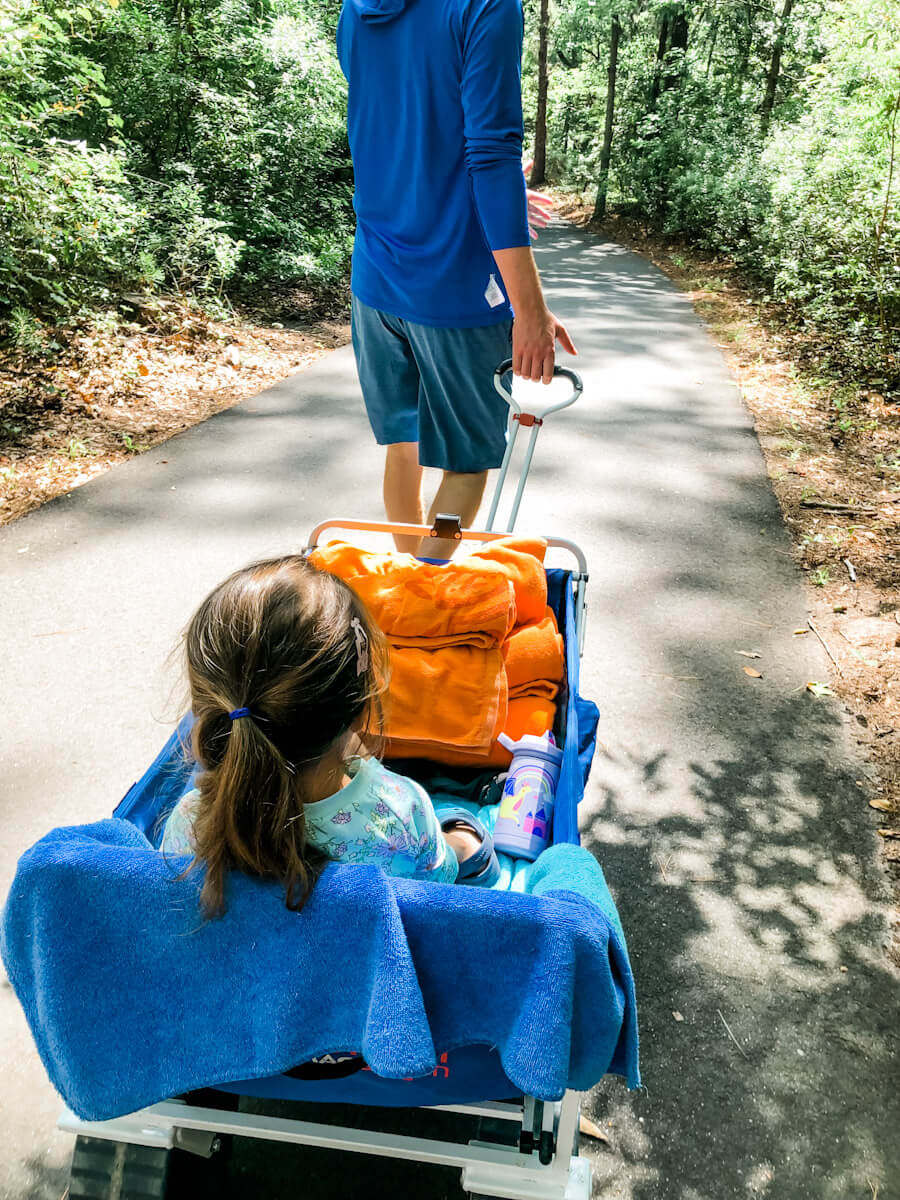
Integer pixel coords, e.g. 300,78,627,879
349,0,409,22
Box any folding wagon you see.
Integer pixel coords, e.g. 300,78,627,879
2,365,639,1199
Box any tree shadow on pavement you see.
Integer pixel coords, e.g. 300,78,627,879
5,1156,69,1200
582,694,899,1200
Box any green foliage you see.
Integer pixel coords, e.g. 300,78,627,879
137,164,244,295
754,0,900,360
94,0,352,286
0,0,139,314
535,0,900,383
0,0,351,333
7,305,51,356
4,0,897,391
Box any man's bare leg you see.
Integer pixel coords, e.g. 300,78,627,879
384,442,424,553
422,470,488,558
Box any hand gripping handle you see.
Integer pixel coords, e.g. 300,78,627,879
492,360,583,420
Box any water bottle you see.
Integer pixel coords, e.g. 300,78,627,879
492,731,563,861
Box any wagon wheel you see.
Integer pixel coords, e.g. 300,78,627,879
67,1090,237,1199
68,1132,233,1200
68,1136,172,1200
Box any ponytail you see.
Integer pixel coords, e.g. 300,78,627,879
181,555,387,918
190,708,323,918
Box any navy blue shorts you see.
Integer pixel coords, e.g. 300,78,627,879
351,296,513,473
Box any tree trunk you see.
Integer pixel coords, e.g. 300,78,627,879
670,6,688,52
704,17,719,78
593,13,621,222
530,0,550,187
731,3,755,97
760,0,795,135
663,4,688,92
649,12,669,105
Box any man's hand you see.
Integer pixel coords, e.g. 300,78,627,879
527,193,553,241
522,158,554,240
513,303,576,384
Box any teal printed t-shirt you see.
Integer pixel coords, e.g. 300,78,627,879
159,757,459,885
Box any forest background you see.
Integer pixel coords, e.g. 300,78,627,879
1,0,898,390
2,0,900,912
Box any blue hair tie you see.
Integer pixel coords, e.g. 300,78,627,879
228,707,252,721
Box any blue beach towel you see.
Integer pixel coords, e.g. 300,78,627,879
1,820,639,1121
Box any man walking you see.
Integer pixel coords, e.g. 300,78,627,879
338,0,575,555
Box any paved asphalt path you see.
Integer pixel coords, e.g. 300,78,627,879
1,222,898,1200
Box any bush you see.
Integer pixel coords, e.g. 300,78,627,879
137,164,244,295
754,1,900,358
0,138,153,313
0,0,353,333
587,0,899,377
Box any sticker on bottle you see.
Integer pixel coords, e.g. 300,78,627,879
484,273,505,308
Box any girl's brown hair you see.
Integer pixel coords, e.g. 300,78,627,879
183,554,387,918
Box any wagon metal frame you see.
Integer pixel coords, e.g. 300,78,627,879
56,367,601,1200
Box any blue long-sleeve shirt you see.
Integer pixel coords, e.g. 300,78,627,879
337,0,530,328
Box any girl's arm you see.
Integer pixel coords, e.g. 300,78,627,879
406,782,461,884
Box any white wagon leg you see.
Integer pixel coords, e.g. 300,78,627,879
462,1089,590,1200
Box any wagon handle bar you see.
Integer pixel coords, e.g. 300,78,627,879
305,518,589,654
491,360,583,419
305,518,587,577
486,361,583,533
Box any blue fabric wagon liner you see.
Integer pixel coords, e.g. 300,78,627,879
2,568,639,1123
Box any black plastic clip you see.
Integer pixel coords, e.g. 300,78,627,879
429,513,463,541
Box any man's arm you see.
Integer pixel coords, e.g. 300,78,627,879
460,0,575,383
493,246,576,384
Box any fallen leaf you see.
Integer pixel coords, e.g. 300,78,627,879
792,628,809,636
579,1116,610,1144
136,361,149,377
672,1011,684,1022
806,681,834,697
869,798,895,813
877,828,900,840
743,667,763,678
737,650,761,659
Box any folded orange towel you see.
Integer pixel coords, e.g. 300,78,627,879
309,541,516,645
503,608,565,701
389,631,499,652
386,645,508,751
509,679,559,702
386,696,556,769
312,537,551,759
468,538,548,627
